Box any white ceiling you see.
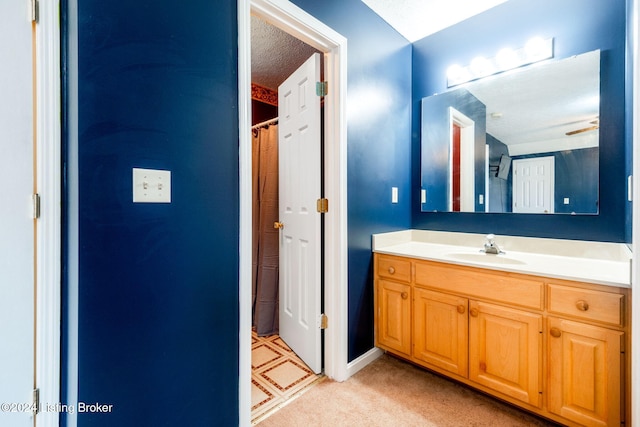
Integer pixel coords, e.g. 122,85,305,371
465,50,600,156
251,1,511,89
361,0,509,42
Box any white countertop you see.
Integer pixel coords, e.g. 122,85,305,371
372,230,632,288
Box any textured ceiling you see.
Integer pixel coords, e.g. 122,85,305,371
361,0,509,42
466,50,600,155
251,15,319,91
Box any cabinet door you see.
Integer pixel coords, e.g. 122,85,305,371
413,288,468,377
469,301,542,407
548,317,622,427
375,279,411,355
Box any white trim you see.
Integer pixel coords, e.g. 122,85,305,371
237,0,252,425
631,0,639,423
448,107,475,212
35,1,61,426
239,0,349,424
65,0,80,425
346,347,383,378
484,144,489,212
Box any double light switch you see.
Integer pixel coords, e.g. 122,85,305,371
133,168,171,203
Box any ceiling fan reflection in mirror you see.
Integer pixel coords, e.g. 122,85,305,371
565,118,599,136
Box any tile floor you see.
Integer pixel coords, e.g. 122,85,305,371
251,330,323,424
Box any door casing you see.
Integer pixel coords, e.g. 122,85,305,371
36,1,63,425
448,107,475,212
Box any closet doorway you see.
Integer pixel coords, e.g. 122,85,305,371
250,14,324,422
239,1,349,424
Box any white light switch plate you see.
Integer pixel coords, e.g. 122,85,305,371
133,168,171,203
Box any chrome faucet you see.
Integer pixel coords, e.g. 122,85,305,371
483,234,504,254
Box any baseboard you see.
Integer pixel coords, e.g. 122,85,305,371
345,347,383,379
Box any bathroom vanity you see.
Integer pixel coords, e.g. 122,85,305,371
373,230,631,427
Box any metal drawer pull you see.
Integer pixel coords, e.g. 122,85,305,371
388,266,395,274
550,327,562,338
401,292,408,300
576,300,589,311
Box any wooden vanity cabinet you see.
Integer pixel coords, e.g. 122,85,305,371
547,317,622,426
376,279,411,356
373,253,629,427
546,282,626,426
413,287,468,377
468,301,542,408
412,288,542,407
374,256,412,356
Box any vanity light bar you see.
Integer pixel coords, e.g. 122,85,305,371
446,37,554,87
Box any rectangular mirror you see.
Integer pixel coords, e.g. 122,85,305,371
420,49,600,214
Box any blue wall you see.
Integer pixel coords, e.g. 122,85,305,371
291,0,413,360
69,0,239,425
63,0,632,425
513,148,600,214
66,1,412,425
421,88,486,212
412,0,629,242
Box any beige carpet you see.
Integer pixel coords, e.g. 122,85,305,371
257,354,558,427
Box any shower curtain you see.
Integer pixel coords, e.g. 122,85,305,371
252,124,279,336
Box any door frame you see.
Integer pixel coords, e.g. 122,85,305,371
238,0,348,424
632,0,640,421
448,107,475,212
35,0,62,426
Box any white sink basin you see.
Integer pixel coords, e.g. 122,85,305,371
446,252,527,265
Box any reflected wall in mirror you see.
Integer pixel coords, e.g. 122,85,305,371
420,49,600,215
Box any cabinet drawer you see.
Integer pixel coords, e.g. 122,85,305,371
377,255,411,283
415,261,543,310
547,284,623,326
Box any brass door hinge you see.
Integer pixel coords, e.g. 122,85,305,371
32,388,40,414
316,81,328,97
32,193,41,219
31,0,39,22
316,198,328,213
320,314,328,329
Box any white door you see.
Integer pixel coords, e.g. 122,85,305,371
0,0,36,425
512,156,554,213
277,53,322,374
